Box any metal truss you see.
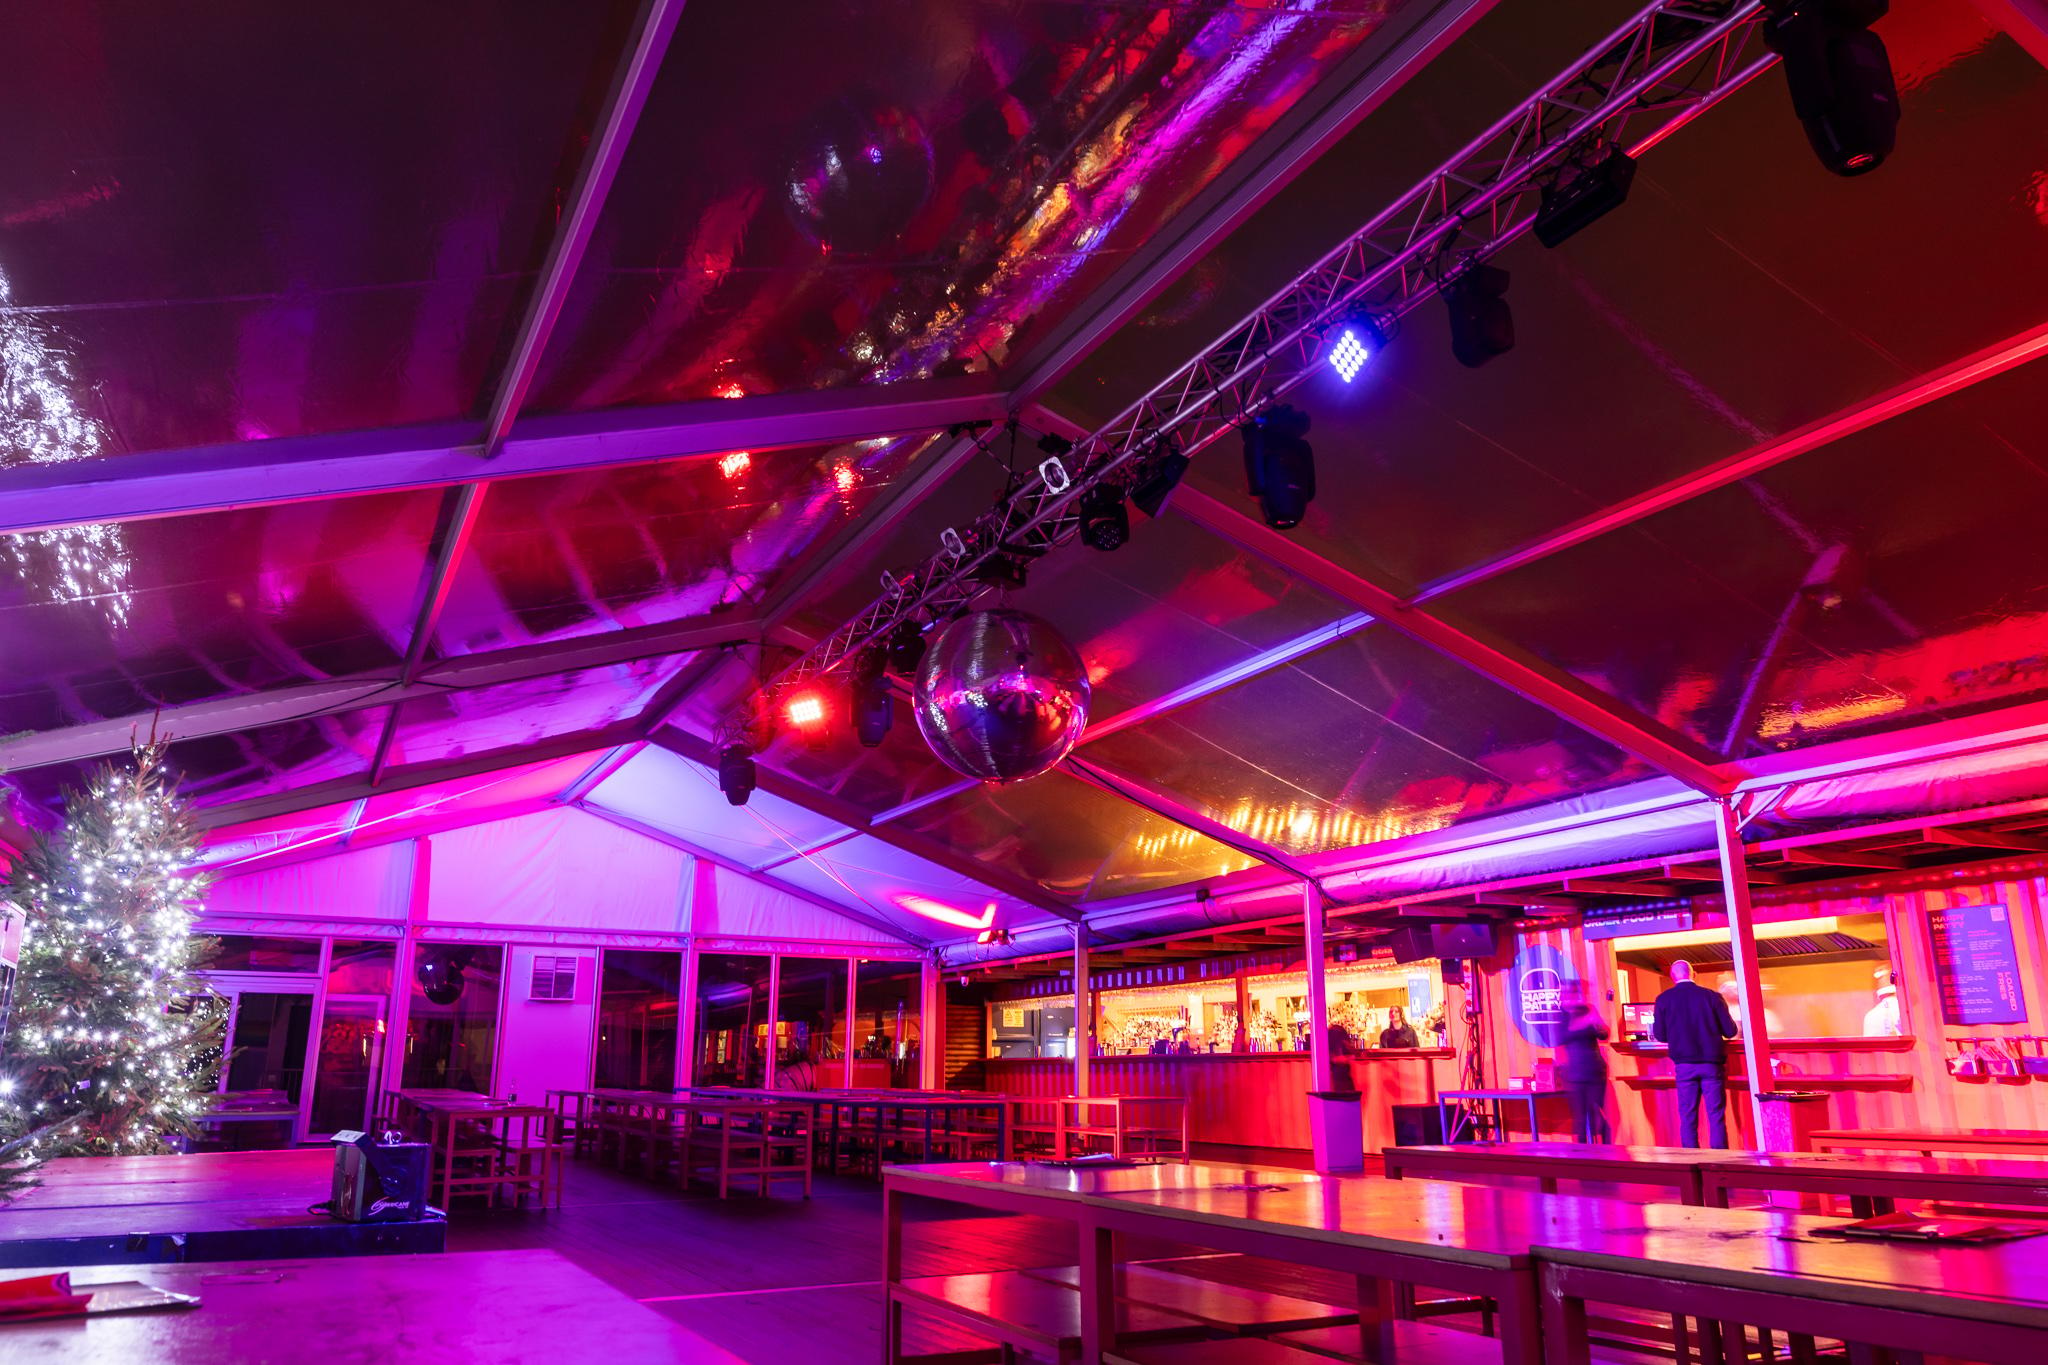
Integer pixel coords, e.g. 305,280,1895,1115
721,0,1777,743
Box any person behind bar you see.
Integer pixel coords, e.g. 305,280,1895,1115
1378,1004,1419,1049
1653,959,1738,1147
1556,980,1611,1143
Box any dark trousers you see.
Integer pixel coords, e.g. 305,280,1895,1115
1674,1061,1729,1148
1563,1078,1610,1143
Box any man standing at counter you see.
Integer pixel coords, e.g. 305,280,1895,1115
1653,959,1738,1148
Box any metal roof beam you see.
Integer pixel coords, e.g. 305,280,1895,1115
0,378,1008,537
1172,486,1735,795
0,612,753,773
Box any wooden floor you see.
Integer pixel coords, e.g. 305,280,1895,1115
449,1148,1351,1365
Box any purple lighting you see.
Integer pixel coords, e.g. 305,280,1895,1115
1328,324,1373,383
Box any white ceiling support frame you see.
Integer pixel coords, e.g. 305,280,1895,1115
716,0,1778,741
653,729,1084,925
0,378,1010,538
0,613,758,774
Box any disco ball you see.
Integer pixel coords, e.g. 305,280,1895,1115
913,609,1091,783
783,95,934,255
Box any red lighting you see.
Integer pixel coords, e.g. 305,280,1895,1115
832,462,858,494
713,381,747,400
720,450,752,480
784,690,829,728
895,895,997,930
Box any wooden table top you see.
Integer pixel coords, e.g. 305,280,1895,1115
1537,1204,2048,1329
1389,1142,1725,1166
11,1150,329,1212
0,1249,742,1362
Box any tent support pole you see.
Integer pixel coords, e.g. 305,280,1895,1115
1713,798,1775,1145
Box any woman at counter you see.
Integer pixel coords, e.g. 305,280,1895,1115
1378,1006,1419,1049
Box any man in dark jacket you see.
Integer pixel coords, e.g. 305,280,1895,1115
1653,959,1738,1147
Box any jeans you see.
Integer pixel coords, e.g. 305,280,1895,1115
1674,1061,1729,1148
1562,1078,1610,1143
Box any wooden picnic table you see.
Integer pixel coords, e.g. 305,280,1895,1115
1382,1141,1715,1205
883,1159,1552,1364
0,1249,741,1362
1538,1200,2048,1364
1703,1150,2048,1217
1439,1088,1565,1143
1811,1127,2048,1157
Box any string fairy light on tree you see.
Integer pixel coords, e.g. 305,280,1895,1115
0,742,222,1198
0,266,133,625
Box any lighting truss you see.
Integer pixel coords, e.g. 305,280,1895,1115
720,0,1776,742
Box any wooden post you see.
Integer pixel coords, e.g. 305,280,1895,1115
765,954,782,1092
1304,882,1334,1093
919,957,941,1090
1233,970,1250,1053
843,960,859,1090
1073,925,1091,1099
1713,797,1774,1144
676,942,700,1090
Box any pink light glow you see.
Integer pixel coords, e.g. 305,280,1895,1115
893,894,996,930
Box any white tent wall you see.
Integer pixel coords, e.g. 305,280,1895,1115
422,806,689,936
199,841,414,936
498,948,599,1105
696,863,914,952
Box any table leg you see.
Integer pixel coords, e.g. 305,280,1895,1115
1493,1269,1543,1365
924,1106,935,1162
1357,1274,1400,1363
1538,1274,1591,1365
882,1186,905,1365
1078,1217,1115,1364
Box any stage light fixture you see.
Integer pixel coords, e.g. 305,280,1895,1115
1444,264,1513,368
975,927,1013,946
1078,483,1130,552
1326,316,1383,383
973,548,1032,590
1533,146,1635,247
1130,445,1189,519
852,648,893,748
784,688,831,739
717,743,756,807
886,618,929,675
1036,433,1075,458
1241,405,1315,530
1763,1,1897,177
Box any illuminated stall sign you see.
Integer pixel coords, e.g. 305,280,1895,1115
1582,907,1692,941
1508,943,1575,1046
1928,902,2027,1025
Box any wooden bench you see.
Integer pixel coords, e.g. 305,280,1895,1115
1110,1319,1522,1365
1022,1263,1356,1336
1810,1127,2048,1157
891,1268,1212,1362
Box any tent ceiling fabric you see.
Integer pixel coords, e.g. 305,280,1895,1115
3,1,2046,945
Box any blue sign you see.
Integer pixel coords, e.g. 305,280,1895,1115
1930,902,2027,1025
1583,908,1693,941
1509,943,1576,1047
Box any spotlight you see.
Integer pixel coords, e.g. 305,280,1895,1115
1763,1,1897,177
1326,316,1383,383
784,688,832,749
1077,483,1130,552
719,450,752,480
1444,264,1513,368
975,927,1013,946
717,744,757,806
886,618,929,675
1241,405,1315,530
851,648,892,748
1533,146,1635,247
1036,433,1075,458
1129,444,1189,519
973,548,1033,590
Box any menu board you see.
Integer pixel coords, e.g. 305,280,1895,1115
1928,901,2027,1025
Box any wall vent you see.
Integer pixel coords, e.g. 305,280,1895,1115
529,954,580,1002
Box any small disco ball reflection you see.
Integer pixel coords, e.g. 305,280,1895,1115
783,95,934,255
913,609,1091,783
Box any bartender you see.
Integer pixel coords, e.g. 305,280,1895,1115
1379,1005,1420,1049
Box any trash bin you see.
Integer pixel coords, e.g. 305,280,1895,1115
1307,1089,1364,1173
1756,1090,1829,1153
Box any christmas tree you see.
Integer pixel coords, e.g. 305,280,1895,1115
0,743,221,1196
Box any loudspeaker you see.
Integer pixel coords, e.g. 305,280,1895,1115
1430,922,1497,961
1391,1103,1445,1147
1388,926,1434,964
329,1130,430,1223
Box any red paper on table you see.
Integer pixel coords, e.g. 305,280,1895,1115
0,1273,92,1320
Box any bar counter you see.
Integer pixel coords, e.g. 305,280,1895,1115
983,1048,1455,1152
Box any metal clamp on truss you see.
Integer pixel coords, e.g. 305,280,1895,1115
719,0,1778,741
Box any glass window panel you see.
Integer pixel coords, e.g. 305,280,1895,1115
327,940,396,995
0,491,439,739
1098,980,1239,1057
381,658,681,768
1078,629,1648,857
430,435,938,657
898,768,1256,902
526,3,1408,411
594,949,682,1091
693,953,771,1088
1438,363,2048,756
774,956,849,1089
203,935,322,974
0,4,636,455
402,943,503,1094
986,997,1077,1061
853,960,921,1090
